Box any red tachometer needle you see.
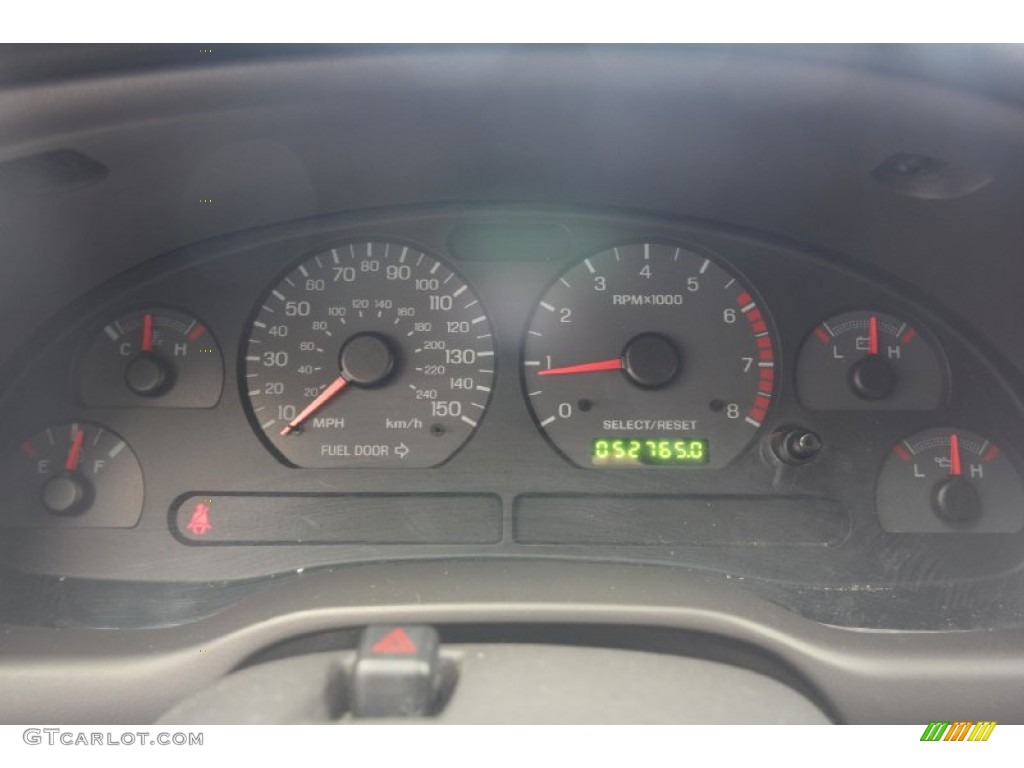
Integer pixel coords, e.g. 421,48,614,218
950,433,962,476
868,315,879,356
142,313,154,352
65,428,85,472
537,358,624,377
279,375,349,436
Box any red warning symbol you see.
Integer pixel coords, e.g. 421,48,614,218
186,502,212,536
370,627,418,655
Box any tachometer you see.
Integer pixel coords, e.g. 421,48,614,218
523,243,777,469
243,241,495,468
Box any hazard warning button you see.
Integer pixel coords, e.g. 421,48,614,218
352,625,441,717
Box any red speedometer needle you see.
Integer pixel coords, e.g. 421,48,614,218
279,375,349,436
868,315,879,356
537,358,624,376
142,313,154,352
64,428,85,472
950,433,962,476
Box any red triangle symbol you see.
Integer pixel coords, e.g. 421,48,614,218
370,627,418,655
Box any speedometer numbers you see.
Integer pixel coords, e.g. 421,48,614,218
523,243,778,469
243,242,495,468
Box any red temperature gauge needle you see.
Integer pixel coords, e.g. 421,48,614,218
868,315,879,356
538,358,624,377
141,313,154,352
279,375,349,436
64,428,85,472
950,433,962,476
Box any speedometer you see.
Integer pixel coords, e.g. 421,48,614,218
523,243,777,469
243,241,495,468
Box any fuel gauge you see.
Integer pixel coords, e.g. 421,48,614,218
796,311,944,410
79,308,223,408
877,428,1024,532
0,422,144,528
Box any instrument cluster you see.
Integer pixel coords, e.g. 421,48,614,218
1,206,1022,596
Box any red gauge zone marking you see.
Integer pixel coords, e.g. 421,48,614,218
893,444,912,462
736,291,775,426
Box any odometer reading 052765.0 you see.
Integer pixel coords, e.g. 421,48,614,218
524,243,777,469
243,241,495,468
593,438,709,466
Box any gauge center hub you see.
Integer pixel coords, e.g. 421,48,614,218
124,354,172,397
848,356,896,400
339,332,396,387
931,476,982,524
622,332,680,389
41,474,89,516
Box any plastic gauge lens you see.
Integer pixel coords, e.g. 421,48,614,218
877,428,1024,533
524,243,778,469
796,311,944,410
79,308,224,407
0,422,144,528
243,241,495,468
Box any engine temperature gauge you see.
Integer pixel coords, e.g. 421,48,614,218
877,428,1024,533
79,308,224,408
796,311,944,410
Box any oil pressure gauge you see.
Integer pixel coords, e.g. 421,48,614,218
877,428,1024,533
795,310,945,410
79,307,224,408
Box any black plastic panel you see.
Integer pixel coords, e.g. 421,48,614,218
513,494,848,546
172,493,502,545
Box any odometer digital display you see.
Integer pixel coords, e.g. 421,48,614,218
243,241,495,468
593,438,709,466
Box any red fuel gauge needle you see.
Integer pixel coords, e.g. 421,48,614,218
142,313,154,352
537,358,624,376
868,315,879,356
950,433,962,476
64,428,85,472
280,375,349,436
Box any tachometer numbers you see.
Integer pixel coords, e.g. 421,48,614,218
243,241,495,468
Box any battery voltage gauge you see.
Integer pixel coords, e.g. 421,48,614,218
796,310,944,410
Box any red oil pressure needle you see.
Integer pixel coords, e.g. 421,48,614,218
537,358,624,376
950,433,962,476
279,375,349,436
142,313,154,352
65,428,85,472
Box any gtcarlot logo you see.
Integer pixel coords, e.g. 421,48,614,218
23,729,203,746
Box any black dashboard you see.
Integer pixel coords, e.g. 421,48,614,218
2,45,1024,724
